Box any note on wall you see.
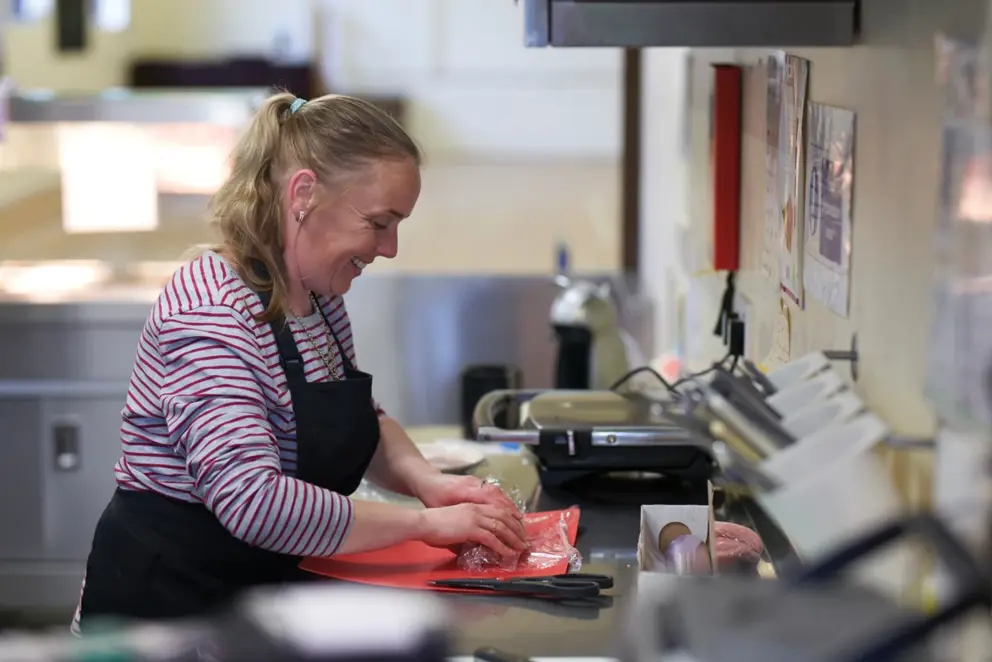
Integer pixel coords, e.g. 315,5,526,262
761,55,784,282
778,53,810,308
759,300,792,372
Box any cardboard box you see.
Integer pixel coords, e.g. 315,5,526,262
636,483,717,582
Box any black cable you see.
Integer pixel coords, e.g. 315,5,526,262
608,365,678,394
611,352,736,395
671,352,732,389
713,271,737,338
610,338,753,396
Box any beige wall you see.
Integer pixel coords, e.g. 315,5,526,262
648,0,986,437
0,157,621,275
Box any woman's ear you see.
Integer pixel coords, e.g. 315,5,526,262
287,169,318,216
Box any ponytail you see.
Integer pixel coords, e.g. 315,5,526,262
209,92,296,321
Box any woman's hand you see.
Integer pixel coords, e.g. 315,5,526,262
418,503,529,559
414,473,524,517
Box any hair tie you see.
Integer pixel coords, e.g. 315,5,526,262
289,98,307,115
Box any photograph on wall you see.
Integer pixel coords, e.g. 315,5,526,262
803,103,856,318
778,54,810,307
760,53,784,282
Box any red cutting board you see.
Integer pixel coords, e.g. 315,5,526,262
300,506,581,591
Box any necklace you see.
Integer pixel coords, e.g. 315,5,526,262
295,293,343,380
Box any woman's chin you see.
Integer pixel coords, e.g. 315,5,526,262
324,260,367,296
328,274,356,296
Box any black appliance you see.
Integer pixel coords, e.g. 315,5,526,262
460,364,521,440
550,278,633,391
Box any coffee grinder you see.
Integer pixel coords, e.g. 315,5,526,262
551,274,634,390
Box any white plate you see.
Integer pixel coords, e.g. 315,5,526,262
418,439,487,474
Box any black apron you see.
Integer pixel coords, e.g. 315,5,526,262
77,288,381,631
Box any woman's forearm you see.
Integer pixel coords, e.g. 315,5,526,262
364,415,440,499
333,499,426,555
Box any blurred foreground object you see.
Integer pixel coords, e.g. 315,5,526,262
0,584,451,662
622,514,991,662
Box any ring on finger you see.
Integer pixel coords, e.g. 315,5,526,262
490,518,499,531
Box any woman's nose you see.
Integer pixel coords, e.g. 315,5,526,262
377,227,398,259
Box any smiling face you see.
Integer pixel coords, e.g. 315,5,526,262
283,157,421,297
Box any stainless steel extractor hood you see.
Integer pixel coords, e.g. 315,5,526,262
7,89,266,124
522,0,859,47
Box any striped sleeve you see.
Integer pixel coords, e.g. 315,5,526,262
157,305,353,557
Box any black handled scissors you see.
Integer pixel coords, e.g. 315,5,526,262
428,573,613,599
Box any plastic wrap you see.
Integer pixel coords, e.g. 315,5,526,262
478,475,528,514
456,477,582,573
663,534,712,575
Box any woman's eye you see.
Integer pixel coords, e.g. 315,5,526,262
362,213,392,230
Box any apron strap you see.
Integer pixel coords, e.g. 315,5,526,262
256,288,308,383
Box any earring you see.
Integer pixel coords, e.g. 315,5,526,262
297,210,305,223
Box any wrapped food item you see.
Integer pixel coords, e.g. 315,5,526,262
456,481,582,574
457,510,582,573
657,522,713,575
713,521,764,573
651,521,763,575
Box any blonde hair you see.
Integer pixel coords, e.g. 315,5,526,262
207,91,421,321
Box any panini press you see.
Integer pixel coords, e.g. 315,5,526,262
472,388,715,488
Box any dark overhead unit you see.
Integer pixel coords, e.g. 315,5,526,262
522,0,859,48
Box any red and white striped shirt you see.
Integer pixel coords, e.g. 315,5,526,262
72,250,379,633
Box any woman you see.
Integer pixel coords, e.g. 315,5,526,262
72,93,528,634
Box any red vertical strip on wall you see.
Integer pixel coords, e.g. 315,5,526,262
711,64,742,272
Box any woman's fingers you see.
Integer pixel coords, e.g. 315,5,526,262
477,507,528,551
487,504,529,542
479,483,524,518
470,529,516,559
